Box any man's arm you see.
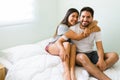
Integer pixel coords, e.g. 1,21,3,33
96,41,104,60
96,41,106,71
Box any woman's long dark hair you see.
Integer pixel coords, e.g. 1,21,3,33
53,8,79,37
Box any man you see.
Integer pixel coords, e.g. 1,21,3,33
57,7,119,80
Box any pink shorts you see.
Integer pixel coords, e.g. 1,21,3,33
45,42,54,53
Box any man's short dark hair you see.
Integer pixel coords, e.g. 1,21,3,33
80,7,94,17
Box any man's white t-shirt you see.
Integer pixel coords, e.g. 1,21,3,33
70,23,102,53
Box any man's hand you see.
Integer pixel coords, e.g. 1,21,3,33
96,59,107,71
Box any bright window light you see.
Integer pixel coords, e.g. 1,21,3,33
0,0,34,26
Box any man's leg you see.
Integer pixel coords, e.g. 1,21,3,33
104,52,119,70
76,53,111,80
70,44,76,80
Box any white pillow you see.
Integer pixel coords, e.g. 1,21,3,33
0,44,41,64
0,38,52,64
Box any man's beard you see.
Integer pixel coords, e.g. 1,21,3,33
81,21,90,28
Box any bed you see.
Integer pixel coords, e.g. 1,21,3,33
0,38,120,80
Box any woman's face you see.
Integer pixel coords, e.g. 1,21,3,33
68,12,79,26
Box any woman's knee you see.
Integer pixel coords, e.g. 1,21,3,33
63,42,70,48
71,44,76,49
70,44,76,54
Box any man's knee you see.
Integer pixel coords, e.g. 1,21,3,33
112,52,119,61
105,52,119,62
76,54,88,64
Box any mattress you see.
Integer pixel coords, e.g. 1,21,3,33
0,38,119,80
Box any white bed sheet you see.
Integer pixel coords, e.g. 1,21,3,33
0,38,119,80
5,55,89,80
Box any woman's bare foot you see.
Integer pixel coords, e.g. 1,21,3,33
70,71,76,80
64,71,71,80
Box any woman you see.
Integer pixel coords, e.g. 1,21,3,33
45,8,100,80
45,8,79,80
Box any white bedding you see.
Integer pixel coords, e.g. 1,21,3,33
0,38,120,80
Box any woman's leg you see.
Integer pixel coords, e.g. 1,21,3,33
62,42,71,80
47,43,60,56
69,44,76,80
47,42,71,80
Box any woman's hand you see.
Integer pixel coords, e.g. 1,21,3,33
55,39,69,61
59,49,69,61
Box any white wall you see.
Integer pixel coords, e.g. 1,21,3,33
0,0,120,54
0,0,57,49
57,0,120,54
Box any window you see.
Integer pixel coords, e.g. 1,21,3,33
0,0,34,26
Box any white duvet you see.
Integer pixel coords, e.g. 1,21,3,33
0,38,120,80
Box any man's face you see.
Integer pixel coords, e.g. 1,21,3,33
79,11,93,27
